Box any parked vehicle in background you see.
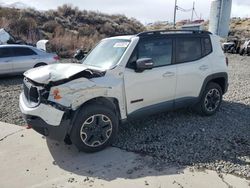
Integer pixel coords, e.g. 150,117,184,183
0,28,13,45
20,30,228,153
72,49,88,63
0,45,59,75
0,28,26,45
239,40,250,56
222,37,242,54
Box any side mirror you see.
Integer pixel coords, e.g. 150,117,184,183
135,58,154,72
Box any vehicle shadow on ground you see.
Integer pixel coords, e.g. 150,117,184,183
46,138,183,181
47,100,250,181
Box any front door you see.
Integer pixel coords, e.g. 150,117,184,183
0,47,13,74
124,37,177,115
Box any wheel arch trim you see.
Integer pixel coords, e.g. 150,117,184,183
199,72,228,99
67,97,121,135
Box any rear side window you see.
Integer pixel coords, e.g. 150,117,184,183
0,48,13,58
12,47,37,57
202,37,212,56
176,37,202,63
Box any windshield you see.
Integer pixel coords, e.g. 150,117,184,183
82,39,130,69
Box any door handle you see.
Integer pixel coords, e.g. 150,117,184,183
199,65,209,71
163,72,175,77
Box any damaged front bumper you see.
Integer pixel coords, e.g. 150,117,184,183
19,92,71,141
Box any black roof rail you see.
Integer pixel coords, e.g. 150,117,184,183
137,30,212,37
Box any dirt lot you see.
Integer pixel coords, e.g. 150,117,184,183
0,54,249,179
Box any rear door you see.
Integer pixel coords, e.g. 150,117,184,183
0,47,14,74
12,47,38,73
174,36,213,106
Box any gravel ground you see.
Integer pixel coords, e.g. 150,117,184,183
0,54,249,179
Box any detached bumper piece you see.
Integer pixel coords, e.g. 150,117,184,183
23,113,70,141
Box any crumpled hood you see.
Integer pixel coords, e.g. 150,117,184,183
24,63,99,84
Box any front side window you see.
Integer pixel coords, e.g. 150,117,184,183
0,48,13,58
138,38,172,67
176,37,202,63
82,39,130,69
13,47,37,56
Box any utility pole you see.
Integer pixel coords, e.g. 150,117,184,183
191,1,195,22
173,0,177,28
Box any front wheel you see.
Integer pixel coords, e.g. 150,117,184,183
195,82,223,116
70,104,118,152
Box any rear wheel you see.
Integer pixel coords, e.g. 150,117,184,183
70,104,118,152
195,82,223,116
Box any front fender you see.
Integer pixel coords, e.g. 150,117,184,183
47,77,127,119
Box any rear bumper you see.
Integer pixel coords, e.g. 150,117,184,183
19,92,70,141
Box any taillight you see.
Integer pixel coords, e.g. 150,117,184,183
53,55,60,61
225,57,229,66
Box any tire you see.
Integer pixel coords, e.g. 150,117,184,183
239,49,244,56
70,104,118,153
34,63,47,68
195,82,223,116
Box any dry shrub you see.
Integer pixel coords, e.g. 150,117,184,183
57,4,79,17
0,5,145,57
50,32,103,58
0,17,10,28
0,7,19,20
8,17,37,35
43,20,61,33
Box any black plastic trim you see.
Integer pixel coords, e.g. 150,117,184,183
199,72,228,98
23,112,71,141
131,99,144,104
127,100,173,120
137,30,212,37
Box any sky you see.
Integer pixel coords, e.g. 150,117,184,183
0,0,250,24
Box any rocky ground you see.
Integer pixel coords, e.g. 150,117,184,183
0,54,249,179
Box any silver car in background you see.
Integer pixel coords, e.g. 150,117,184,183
0,44,59,75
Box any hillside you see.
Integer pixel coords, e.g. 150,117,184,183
1,5,249,58
0,5,145,57
146,18,250,39
229,17,250,38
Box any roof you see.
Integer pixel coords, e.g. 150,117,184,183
137,30,212,37
103,29,212,41
0,44,34,48
105,35,135,40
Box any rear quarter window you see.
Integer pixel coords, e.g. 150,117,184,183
202,37,212,56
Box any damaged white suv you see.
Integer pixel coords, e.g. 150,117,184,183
19,30,228,152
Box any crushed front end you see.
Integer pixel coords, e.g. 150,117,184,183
19,77,71,141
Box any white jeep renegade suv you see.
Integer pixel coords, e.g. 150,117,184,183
19,30,228,152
